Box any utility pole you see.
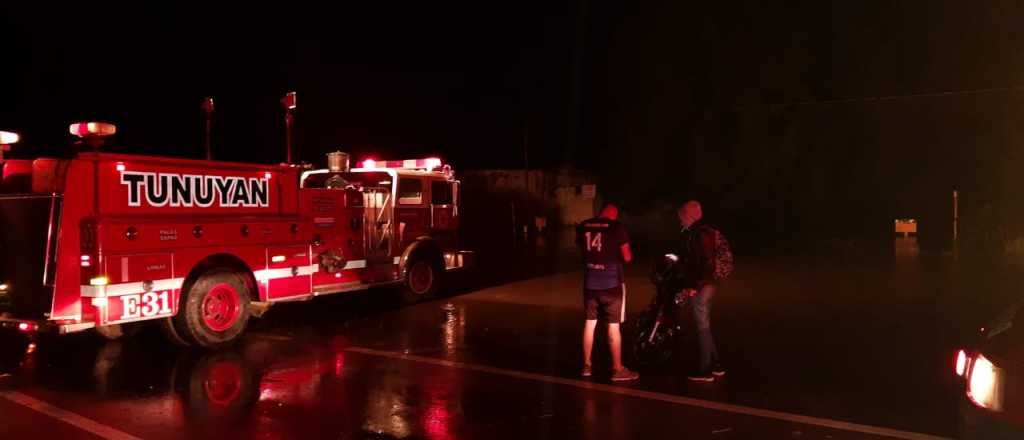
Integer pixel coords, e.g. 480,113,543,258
953,190,959,259
523,121,530,195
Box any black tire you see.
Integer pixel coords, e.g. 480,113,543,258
631,307,679,370
168,270,252,348
401,256,443,303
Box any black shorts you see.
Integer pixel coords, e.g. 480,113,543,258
584,284,626,324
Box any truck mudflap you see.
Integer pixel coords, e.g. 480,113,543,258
444,251,476,271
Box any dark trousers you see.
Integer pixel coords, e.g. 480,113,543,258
690,285,718,373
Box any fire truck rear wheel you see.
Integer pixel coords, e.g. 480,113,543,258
171,270,252,348
402,257,442,303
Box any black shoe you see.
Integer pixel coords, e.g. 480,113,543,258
687,372,715,382
712,363,726,377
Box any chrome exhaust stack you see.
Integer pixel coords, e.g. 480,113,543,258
327,151,350,172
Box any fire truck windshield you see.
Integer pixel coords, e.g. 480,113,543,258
303,170,393,190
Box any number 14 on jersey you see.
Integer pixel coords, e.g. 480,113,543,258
584,231,603,252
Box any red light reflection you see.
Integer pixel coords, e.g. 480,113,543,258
203,361,243,406
423,402,452,440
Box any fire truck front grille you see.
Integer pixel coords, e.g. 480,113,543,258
0,194,60,320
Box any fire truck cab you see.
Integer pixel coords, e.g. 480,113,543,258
0,123,472,347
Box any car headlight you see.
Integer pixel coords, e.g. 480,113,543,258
968,354,1004,411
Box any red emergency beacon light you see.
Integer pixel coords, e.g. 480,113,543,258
0,117,474,348
0,130,19,161
0,130,19,146
69,122,117,138
356,157,444,171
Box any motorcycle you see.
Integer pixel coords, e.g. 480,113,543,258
632,254,687,369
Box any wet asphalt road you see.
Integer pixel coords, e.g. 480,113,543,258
0,247,1008,439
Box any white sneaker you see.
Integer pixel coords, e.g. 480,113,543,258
581,364,592,377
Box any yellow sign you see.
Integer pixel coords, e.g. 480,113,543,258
895,219,917,235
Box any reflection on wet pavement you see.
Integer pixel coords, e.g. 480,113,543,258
440,302,466,357
0,316,891,439
0,254,982,439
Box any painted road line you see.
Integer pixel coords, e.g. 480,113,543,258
0,391,143,440
345,346,952,440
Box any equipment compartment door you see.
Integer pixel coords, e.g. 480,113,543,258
265,245,314,301
363,186,396,282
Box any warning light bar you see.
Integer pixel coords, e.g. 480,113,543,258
0,130,20,145
69,122,117,138
358,158,444,171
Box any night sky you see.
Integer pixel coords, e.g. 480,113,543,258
0,2,579,168
5,1,1024,251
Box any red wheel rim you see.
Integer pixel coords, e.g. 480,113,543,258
409,262,434,295
201,283,241,332
203,361,242,406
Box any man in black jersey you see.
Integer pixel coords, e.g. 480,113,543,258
577,203,639,381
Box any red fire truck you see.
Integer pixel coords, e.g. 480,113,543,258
0,122,472,347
